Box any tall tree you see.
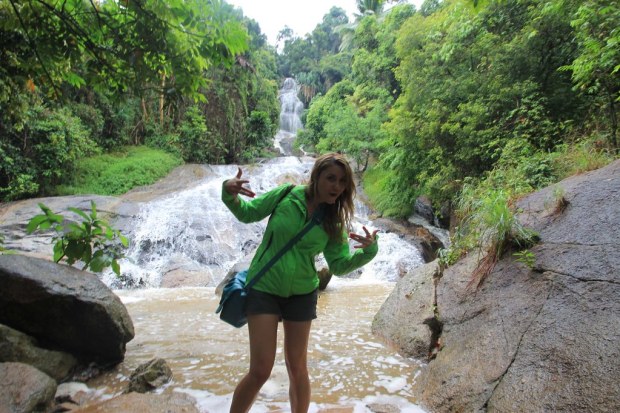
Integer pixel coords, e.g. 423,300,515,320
565,0,620,147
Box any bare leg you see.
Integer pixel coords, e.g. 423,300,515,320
229,314,279,413
283,320,312,413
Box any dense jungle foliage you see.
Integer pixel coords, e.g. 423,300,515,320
1,0,618,235
1,0,280,201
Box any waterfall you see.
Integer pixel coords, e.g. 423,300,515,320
279,78,304,133
101,78,430,289
103,157,425,289
274,78,304,156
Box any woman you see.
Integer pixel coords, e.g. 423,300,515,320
222,153,379,413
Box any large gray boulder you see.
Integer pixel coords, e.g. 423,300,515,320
374,160,620,412
372,260,442,359
0,254,135,364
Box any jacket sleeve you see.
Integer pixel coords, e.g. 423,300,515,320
221,181,292,223
323,231,379,275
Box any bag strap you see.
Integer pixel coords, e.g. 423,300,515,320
246,205,322,290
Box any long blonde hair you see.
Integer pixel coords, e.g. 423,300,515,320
305,153,356,240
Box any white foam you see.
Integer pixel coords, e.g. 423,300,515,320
374,375,409,393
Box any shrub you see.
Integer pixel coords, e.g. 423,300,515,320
1,105,100,201
26,201,128,275
70,102,105,145
441,184,538,289
0,140,40,200
26,105,100,187
551,137,616,179
246,110,274,147
177,105,210,162
362,165,411,217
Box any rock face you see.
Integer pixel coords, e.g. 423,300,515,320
0,195,128,259
0,254,135,364
372,261,442,359
0,324,78,381
373,160,620,412
73,392,199,413
0,362,57,413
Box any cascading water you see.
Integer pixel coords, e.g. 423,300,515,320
106,76,429,289
279,78,304,133
89,79,435,412
104,157,425,289
274,78,304,156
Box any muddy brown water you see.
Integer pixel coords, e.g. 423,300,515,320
83,281,427,412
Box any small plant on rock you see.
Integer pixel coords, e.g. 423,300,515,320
550,185,570,215
0,233,8,254
514,249,536,269
26,201,128,275
452,184,539,290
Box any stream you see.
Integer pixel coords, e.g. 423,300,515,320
81,78,437,412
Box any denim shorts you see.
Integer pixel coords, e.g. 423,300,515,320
245,288,318,322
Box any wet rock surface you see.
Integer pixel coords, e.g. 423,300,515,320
374,160,620,412
0,254,135,364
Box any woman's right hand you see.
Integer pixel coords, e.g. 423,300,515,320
224,167,256,198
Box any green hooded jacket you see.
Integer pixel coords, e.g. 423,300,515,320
222,182,379,297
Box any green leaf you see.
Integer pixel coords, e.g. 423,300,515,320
65,240,86,263
111,260,121,276
65,72,86,88
66,222,86,234
68,207,90,222
90,201,98,219
53,242,65,263
26,215,48,233
105,227,114,240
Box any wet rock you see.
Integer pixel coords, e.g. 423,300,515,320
414,196,435,226
55,381,92,403
160,268,213,288
125,358,173,393
372,261,442,360
406,160,620,412
216,254,254,296
0,254,134,364
413,226,444,262
367,403,402,413
0,324,78,382
318,267,333,290
0,362,57,413
372,217,444,263
74,391,199,413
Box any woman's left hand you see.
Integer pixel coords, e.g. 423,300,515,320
349,226,379,249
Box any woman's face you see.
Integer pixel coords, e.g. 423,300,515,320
316,164,347,204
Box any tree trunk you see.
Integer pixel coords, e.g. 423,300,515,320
159,72,166,127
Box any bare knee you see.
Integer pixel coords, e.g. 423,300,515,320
285,359,308,382
248,363,273,385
